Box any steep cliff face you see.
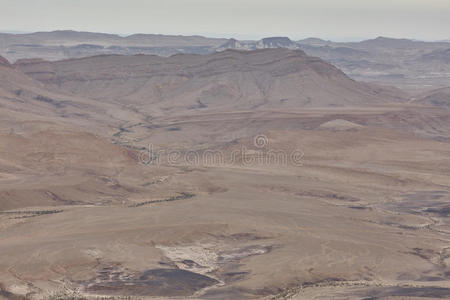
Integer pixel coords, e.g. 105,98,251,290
218,37,298,51
0,55,10,67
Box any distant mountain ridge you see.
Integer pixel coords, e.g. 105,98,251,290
2,31,450,90
0,31,303,62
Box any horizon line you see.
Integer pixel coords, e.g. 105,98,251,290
1,29,449,43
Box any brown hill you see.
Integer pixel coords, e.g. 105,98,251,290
0,57,147,136
318,119,363,131
15,48,406,115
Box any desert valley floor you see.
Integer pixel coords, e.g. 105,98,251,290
0,45,450,299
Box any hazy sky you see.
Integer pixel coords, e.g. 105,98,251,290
1,0,450,41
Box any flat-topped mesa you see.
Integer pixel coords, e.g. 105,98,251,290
259,37,296,48
0,56,11,67
217,37,298,51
